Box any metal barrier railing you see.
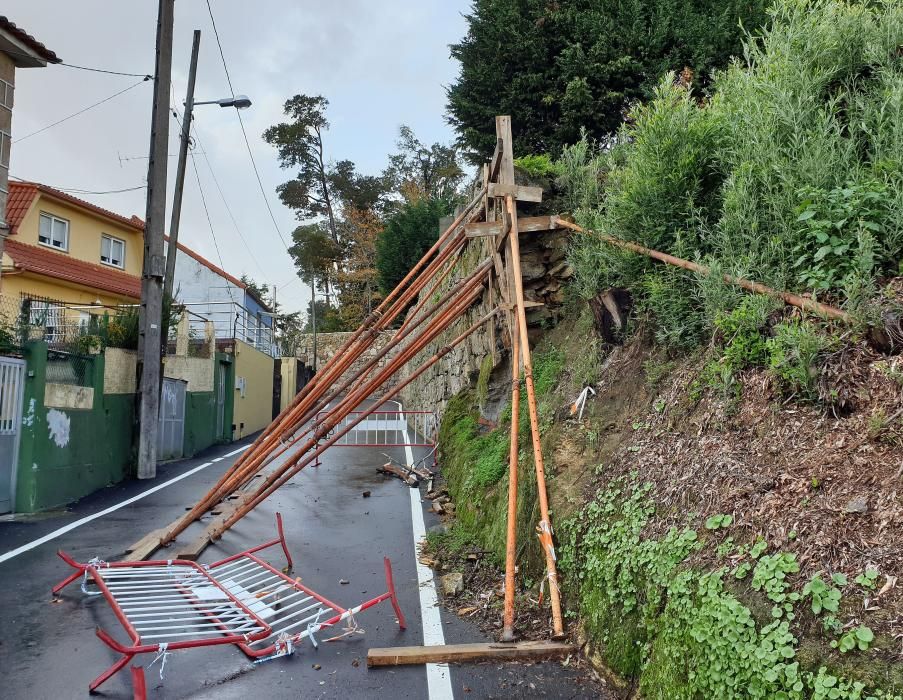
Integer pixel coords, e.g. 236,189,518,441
313,410,437,448
181,301,276,357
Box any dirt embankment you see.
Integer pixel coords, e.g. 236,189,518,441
427,306,903,697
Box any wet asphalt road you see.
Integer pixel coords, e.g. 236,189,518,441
0,401,605,699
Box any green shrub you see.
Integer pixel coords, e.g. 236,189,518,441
564,0,903,343
513,153,561,179
793,180,891,293
639,266,710,350
714,296,774,372
766,320,830,400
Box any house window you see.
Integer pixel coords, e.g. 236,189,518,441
0,130,10,168
101,234,125,268
38,212,69,251
0,79,12,110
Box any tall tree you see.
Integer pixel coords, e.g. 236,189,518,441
376,197,452,295
239,274,271,306
336,207,382,327
384,125,465,204
447,0,767,163
329,159,388,213
263,95,340,244
287,223,342,307
275,309,305,356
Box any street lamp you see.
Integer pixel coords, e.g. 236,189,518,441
193,94,252,109
162,28,252,305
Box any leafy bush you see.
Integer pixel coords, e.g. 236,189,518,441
794,180,890,293
766,320,831,400
714,296,773,372
513,154,561,179
565,0,903,339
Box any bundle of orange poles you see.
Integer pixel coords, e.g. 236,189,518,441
151,187,491,550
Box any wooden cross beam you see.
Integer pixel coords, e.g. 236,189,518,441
465,215,564,239
487,182,543,203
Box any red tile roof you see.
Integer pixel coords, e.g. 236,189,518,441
7,181,144,234
164,235,246,290
5,181,37,234
4,239,141,299
0,17,60,64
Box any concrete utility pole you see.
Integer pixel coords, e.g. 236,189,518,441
137,0,175,480
310,279,317,373
163,29,201,305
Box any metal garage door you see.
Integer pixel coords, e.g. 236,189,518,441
157,378,186,461
0,357,25,514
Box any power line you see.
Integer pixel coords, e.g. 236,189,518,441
205,0,293,253
13,78,150,143
59,61,152,79
188,151,235,304
8,174,146,195
168,99,267,280
53,185,146,195
0,47,152,78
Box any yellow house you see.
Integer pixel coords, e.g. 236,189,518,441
0,181,143,337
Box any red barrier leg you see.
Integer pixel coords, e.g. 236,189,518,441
131,665,147,700
384,557,406,629
52,550,85,596
89,651,135,692
51,569,83,597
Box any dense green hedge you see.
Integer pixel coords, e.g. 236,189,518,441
565,0,903,347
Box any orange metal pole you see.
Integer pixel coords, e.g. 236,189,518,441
501,311,520,642
221,286,484,517
555,218,852,323
212,298,492,538
161,198,488,543
506,195,564,638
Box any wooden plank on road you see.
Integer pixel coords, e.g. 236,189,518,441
367,641,574,667
121,528,165,562
175,502,242,560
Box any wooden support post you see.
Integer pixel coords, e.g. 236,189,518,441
367,641,573,667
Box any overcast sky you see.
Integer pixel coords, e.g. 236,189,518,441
7,1,470,313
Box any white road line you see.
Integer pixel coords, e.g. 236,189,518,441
397,399,454,700
0,444,250,565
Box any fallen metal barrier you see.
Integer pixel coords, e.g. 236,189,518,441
52,514,405,697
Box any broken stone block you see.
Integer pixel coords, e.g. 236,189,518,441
844,496,868,514
440,572,464,596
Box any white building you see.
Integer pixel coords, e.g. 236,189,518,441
164,238,275,357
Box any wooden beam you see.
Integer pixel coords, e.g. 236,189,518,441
175,502,242,560
488,182,543,203
489,138,504,181
367,641,574,667
500,300,544,310
121,528,165,562
466,215,562,238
